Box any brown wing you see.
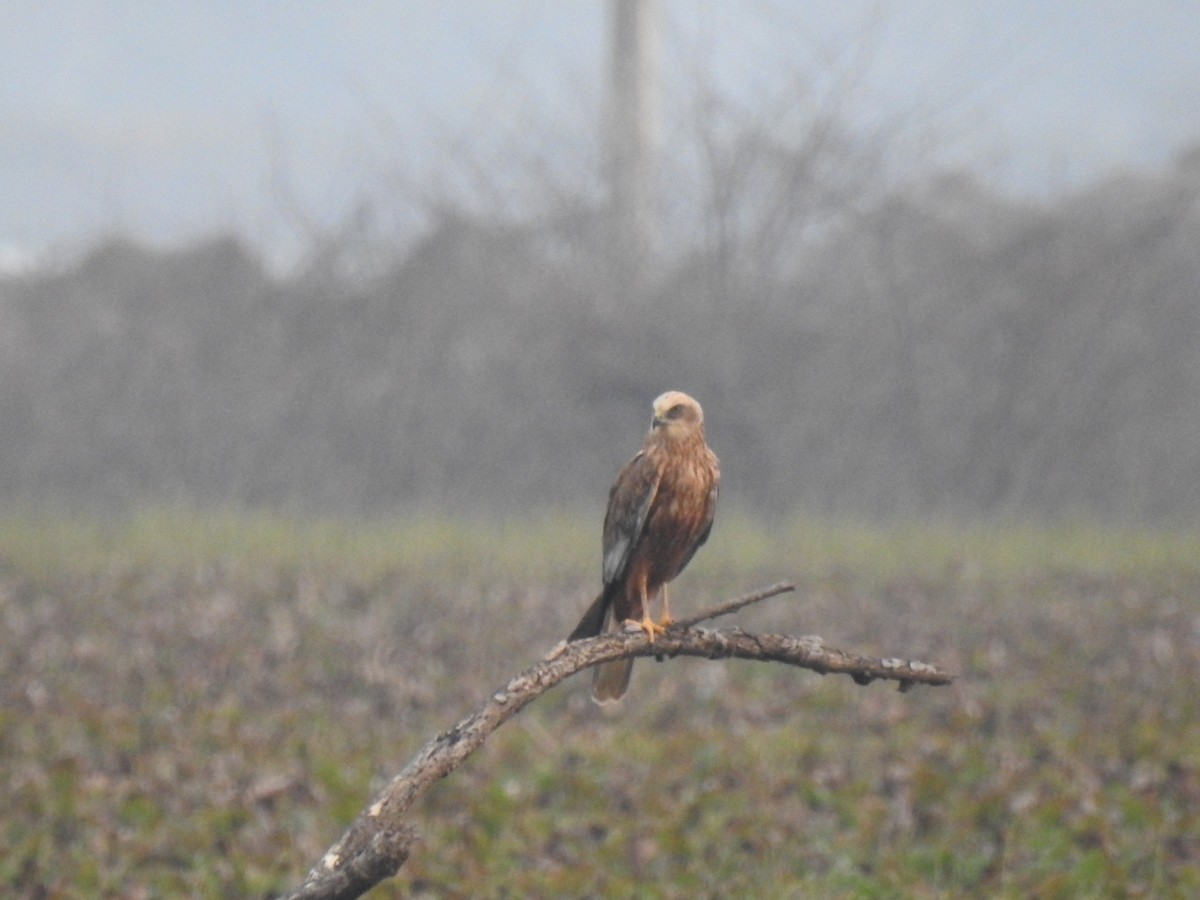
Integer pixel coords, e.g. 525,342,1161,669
600,449,663,587
566,450,661,642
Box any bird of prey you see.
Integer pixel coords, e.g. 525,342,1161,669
568,391,720,702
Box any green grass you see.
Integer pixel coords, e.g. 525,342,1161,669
1,510,1199,897
0,507,601,584
7,506,1200,584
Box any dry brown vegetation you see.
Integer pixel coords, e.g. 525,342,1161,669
2,514,1198,897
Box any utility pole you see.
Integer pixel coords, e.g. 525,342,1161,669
608,0,662,294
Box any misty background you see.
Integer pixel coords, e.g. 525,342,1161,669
3,2,1200,521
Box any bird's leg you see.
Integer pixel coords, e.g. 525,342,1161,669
634,580,666,642
620,570,666,641
658,583,674,629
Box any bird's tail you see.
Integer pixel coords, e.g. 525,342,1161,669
591,653,634,703
568,583,633,703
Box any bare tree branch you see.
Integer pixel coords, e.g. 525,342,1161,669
278,583,953,900
670,580,796,627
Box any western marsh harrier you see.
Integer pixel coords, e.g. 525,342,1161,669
568,391,720,702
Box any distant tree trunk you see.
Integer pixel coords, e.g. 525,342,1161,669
608,0,662,296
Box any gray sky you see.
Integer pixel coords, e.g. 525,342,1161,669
3,1,1198,269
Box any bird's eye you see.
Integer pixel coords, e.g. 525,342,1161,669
667,404,686,419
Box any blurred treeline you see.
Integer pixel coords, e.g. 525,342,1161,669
3,141,1199,520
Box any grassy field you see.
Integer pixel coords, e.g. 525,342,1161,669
2,510,1198,898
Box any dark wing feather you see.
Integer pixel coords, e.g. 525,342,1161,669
567,449,661,643
600,450,662,587
567,582,616,641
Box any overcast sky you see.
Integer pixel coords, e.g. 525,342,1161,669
3,1,1198,269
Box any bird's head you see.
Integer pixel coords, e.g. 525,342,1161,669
650,391,705,438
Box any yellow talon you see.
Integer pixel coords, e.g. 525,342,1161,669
638,615,667,642
620,616,666,641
